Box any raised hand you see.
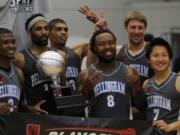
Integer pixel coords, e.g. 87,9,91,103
95,10,108,31
79,5,99,23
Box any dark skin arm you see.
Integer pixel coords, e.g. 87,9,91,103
77,67,101,98
78,5,108,30
13,54,48,114
127,67,146,111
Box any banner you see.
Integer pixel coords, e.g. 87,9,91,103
2,113,155,135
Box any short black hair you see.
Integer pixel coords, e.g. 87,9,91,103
144,33,154,42
0,28,12,35
146,37,173,60
49,18,66,31
90,29,117,54
25,13,45,31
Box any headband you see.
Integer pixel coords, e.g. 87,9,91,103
27,16,47,31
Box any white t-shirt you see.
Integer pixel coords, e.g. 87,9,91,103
0,0,52,51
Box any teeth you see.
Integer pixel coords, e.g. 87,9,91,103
9,51,15,53
105,52,112,55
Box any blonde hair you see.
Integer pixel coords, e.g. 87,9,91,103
124,10,147,28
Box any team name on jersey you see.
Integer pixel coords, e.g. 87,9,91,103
129,64,148,77
147,95,171,111
0,85,20,99
66,67,78,78
94,81,125,97
31,73,49,87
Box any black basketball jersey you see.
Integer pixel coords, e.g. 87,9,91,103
116,44,151,84
89,62,132,119
22,49,57,114
145,72,180,134
66,47,81,94
0,64,21,113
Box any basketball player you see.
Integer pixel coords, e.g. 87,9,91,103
79,6,153,119
13,13,67,115
0,28,48,116
49,18,89,116
144,37,180,135
49,18,89,94
77,29,144,119
79,6,151,85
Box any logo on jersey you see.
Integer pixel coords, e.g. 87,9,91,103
26,124,40,135
94,81,125,97
31,73,50,87
147,95,171,111
66,67,79,78
129,64,149,77
0,84,20,99
9,0,34,13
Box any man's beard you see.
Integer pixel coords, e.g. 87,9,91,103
96,53,116,63
31,35,48,47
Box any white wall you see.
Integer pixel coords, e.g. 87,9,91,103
46,0,180,46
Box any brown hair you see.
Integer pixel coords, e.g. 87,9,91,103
124,10,147,28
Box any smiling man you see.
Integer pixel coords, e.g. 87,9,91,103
77,29,144,119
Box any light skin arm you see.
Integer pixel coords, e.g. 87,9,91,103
153,76,180,132
153,120,180,132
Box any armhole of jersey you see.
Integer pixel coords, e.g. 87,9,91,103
116,44,123,56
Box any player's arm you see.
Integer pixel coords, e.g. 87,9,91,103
175,75,180,94
153,120,180,133
79,5,99,24
77,69,89,96
73,42,89,60
127,67,146,111
13,52,25,70
57,50,67,86
78,5,108,30
153,76,180,132
15,67,48,114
